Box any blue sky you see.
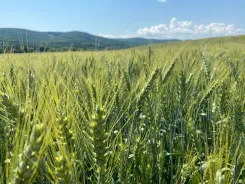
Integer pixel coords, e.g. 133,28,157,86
0,0,244,39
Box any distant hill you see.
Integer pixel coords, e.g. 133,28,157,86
0,28,180,52
118,37,179,46
138,34,245,51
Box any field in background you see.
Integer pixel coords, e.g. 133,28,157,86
0,36,245,184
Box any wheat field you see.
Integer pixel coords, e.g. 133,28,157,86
0,40,245,184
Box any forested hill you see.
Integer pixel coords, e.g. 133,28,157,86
0,28,179,52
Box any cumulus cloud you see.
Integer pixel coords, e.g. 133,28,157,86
97,33,133,39
136,18,245,39
97,18,244,40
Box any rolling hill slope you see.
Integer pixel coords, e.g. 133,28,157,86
0,28,180,51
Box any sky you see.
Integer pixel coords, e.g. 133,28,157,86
0,0,244,39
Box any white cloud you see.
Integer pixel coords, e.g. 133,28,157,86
158,0,167,2
97,33,133,39
98,18,245,40
97,34,118,38
136,18,245,39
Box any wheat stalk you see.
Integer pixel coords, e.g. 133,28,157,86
13,123,46,184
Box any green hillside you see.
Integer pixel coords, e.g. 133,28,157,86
183,35,245,49
131,34,245,55
0,28,179,52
